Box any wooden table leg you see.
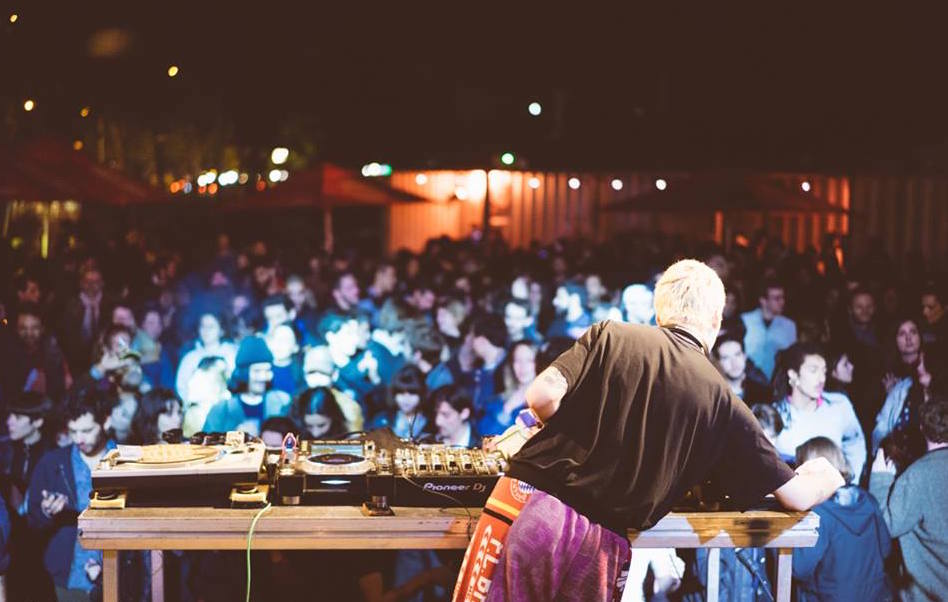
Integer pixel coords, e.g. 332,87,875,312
103,550,118,602
776,548,792,602
706,548,720,602
150,550,164,602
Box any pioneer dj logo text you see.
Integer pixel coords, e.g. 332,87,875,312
423,482,486,493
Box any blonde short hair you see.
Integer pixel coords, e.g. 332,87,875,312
653,259,726,334
796,436,852,483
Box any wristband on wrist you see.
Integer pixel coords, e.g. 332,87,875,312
516,408,543,429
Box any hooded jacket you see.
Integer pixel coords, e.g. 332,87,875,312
793,486,892,601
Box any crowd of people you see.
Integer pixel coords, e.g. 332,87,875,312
0,225,946,601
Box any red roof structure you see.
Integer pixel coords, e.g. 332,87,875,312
227,163,427,211
1,139,160,206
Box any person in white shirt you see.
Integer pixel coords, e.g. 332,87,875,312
742,280,797,380
772,342,866,481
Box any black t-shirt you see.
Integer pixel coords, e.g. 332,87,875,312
507,321,795,534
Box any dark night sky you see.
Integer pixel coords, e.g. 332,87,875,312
5,3,948,171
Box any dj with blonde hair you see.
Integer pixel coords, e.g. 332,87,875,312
453,259,845,602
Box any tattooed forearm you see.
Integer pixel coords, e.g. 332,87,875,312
540,367,568,395
527,367,568,421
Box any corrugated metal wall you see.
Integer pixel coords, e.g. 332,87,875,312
849,174,948,263
386,169,948,263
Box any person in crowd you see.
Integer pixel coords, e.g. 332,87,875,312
920,285,947,349
223,288,258,343
130,388,183,445
181,356,231,437
840,288,885,427
711,335,771,406
872,343,945,456
503,298,542,345
404,280,437,315
1,392,54,511
405,321,453,391
842,288,881,351
13,272,43,307
546,281,593,340
60,265,112,371
87,324,139,390
104,351,150,444
249,255,281,300
0,392,56,599
330,271,362,315
718,288,746,342
290,387,348,439
771,342,866,481
742,279,797,379
284,275,319,343
792,437,892,601
260,416,298,448
202,335,291,436
478,341,537,436
586,273,620,322
134,303,175,389
366,365,429,439
260,294,294,337
883,317,922,390
300,346,364,433
365,301,410,384
359,263,398,326
871,393,948,602
175,312,237,400
320,313,379,405
27,387,128,601
265,324,304,396
434,297,467,351
454,260,844,601
0,303,70,404
824,345,856,398
432,385,479,448
458,314,507,412
751,403,784,448
620,283,655,325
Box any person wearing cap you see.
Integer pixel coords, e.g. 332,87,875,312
1,392,55,599
1,391,54,513
202,335,291,436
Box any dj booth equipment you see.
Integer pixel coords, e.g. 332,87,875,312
82,432,818,602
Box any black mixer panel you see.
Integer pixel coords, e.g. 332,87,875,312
270,437,507,508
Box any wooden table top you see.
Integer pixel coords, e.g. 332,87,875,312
79,506,819,551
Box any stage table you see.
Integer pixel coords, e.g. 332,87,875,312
79,506,818,602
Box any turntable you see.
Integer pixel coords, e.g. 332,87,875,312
300,442,375,476
91,439,266,508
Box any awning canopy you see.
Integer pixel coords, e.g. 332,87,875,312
225,163,428,211
1,139,160,206
603,171,846,214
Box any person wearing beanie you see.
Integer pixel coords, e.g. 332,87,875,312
201,335,291,436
